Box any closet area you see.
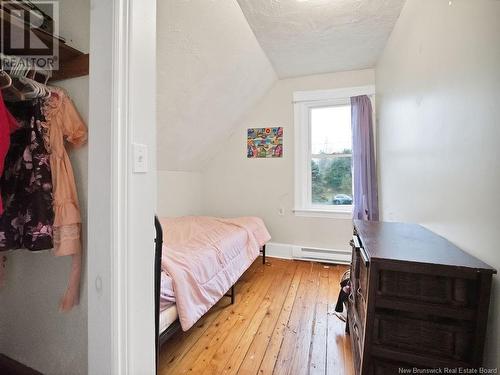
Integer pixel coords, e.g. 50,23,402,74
0,1,90,374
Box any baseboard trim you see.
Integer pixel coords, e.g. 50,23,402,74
266,242,351,265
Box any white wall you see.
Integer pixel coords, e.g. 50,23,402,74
376,0,500,367
156,0,276,171
0,1,89,374
124,1,157,372
87,0,158,372
157,171,202,217
202,69,374,250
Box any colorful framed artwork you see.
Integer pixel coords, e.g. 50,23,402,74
247,127,283,158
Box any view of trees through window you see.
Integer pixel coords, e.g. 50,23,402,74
310,105,353,206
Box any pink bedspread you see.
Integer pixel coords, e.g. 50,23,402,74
159,216,271,331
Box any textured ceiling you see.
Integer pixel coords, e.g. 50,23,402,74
237,0,406,78
157,0,405,171
157,0,277,171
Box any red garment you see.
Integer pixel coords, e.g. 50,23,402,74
0,91,19,214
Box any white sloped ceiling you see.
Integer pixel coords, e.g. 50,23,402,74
237,0,406,78
157,0,277,171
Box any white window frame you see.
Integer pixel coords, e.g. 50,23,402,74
293,85,375,219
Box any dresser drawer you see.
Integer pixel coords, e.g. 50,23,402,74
351,220,496,374
378,270,477,308
373,313,474,361
371,358,412,375
371,357,429,375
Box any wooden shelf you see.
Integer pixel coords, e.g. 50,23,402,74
0,9,89,81
50,53,89,82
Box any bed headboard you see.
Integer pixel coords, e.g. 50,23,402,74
154,215,163,372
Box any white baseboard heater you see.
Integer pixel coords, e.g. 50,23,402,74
266,242,351,265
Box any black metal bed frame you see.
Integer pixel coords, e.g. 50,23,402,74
154,216,266,371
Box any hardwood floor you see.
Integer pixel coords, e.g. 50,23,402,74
158,257,354,375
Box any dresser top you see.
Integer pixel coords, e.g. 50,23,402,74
354,220,496,273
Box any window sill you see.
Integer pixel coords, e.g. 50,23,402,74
293,208,353,220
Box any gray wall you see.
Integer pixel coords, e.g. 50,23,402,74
376,0,500,367
0,0,89,373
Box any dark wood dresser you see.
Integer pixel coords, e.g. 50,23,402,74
347,220,496,374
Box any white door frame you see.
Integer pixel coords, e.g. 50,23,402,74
88,0,157,374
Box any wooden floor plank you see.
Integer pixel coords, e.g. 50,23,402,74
336,266,355,375
256,261,305,375
287,262,322,375
222,261,298,375
158,301,224,373
309,265,330,374
159,258,351,375
272,261,318,375
208,263,296,375
159,259,262,374
175,260,281,374
198,264,287,375
161,260,272,375
326,266,354,375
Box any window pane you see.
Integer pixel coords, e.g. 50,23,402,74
311,157,352,205
310,104,353,207
311,105,351,155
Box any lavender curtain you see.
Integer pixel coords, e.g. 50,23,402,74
351,95,379,221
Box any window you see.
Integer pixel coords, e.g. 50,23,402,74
294,86,374,218
311,105,352,207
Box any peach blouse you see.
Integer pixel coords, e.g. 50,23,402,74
44,87,87,311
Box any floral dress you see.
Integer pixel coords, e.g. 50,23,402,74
0,99,54,251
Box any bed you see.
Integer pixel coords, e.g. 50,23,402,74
154,215,270,358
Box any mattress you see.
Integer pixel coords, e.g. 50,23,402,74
160,304,178,334
160,271,175,309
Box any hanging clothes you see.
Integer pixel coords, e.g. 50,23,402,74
0,99,54,251
43,87,87,311
0,91,19,215
0,91,19,285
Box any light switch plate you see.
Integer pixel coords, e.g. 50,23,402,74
133,143,148,173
